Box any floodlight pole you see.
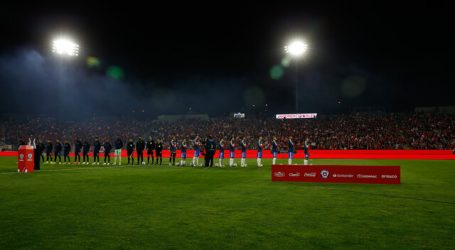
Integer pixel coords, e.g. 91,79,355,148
285,40,307,113
295,60,299,113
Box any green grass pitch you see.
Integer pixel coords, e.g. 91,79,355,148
0,157,454,249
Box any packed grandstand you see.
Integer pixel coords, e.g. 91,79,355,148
1,112,454,150
0,113,455,149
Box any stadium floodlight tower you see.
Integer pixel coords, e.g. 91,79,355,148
51,37,79,120
51,37,79,57
285,39,308,112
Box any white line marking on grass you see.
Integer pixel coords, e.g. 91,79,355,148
0,166,140,174
0,166,186,175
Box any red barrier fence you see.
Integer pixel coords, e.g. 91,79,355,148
307,150,455,160
272,165,401,184
0,151,17,157
1,150,454,160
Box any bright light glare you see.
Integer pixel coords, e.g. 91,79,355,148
52,38,79,56
285,40,308,57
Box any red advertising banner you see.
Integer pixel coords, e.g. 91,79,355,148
272,165,400,184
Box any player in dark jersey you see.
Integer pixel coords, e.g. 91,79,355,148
192,136,201,167
63,141,71,164
228,137,236,167
126,138,135,165
82,140,90,164
155,139,163,165
54,140,62,164
45,140,53,164
74,138,82,164
146,136,155,165
93,138,101,165
180,139,187,166
114,138,123,165
271,136,279,165
136,137,145,165
303,138,310,165
38,140,45,163
288,136,295,165
204,135,216,167
218,138,225,167
256,136,263,167
103,141,112,165
32,139,43,170
169,138,177,166
240,138,247,167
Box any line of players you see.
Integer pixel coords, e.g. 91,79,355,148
32,135,310,167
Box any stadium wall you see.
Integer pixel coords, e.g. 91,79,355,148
1,150,454,160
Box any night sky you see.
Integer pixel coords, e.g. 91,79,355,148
0,1,453,118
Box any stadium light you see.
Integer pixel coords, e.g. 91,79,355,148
52,38,79,56
284,39,309,112
285,40,308,58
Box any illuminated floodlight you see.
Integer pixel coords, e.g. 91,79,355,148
284,40,308,57
284,38,309,113
52,38,79,56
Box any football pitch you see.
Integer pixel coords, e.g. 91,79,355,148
0,157,454,249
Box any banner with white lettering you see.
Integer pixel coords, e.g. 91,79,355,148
275,113,317,119
272,165,400,184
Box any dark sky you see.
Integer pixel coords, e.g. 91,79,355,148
0,1,453,118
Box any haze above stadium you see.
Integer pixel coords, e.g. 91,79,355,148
0,1,452,118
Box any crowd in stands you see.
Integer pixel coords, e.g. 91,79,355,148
0,112,454,150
